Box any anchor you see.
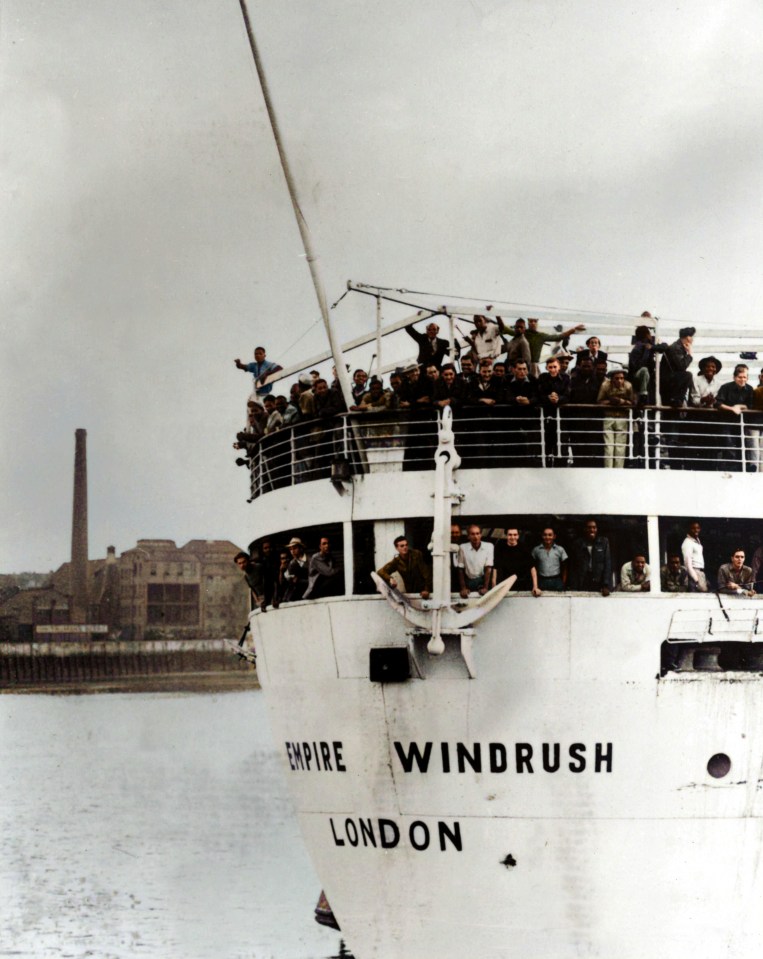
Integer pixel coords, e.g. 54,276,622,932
372,406,515,665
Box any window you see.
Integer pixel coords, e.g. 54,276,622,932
146,583,199,625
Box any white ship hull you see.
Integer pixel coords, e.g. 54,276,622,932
253,591,763,958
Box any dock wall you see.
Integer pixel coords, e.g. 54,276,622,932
0,639,250,687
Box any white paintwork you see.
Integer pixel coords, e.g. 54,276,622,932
248,466,761,540
252,593,763,958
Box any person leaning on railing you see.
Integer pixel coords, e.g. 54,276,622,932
350,377,390,412
746,370,763,473
717,549,756,597
597,370,634,469
661,554,689,592
376,535,432,599
433,364,465,411
537,357,571,467
714,363,753,471
619,554,651,591
531,527,568,592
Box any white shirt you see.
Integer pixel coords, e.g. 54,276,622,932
469,324,503,360
690,375,717,406
681,536,704,580
457,541,494,578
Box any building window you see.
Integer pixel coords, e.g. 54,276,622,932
146,583,199,625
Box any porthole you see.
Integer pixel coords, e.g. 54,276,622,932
707,753,731,779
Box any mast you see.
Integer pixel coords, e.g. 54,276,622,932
238,0,354,410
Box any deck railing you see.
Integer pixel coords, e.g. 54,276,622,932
245,406,763,500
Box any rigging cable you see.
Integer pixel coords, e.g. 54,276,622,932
350,282,660,322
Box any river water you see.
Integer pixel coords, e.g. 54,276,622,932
0,688,349,959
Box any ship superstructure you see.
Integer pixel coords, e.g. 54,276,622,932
242,290,763,959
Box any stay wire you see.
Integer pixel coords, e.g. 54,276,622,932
351,282,649,321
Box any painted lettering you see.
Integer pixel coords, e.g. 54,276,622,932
516,743,534,773
456,742,482,773
330,817,345,846
438,820,462,851
569,743,586,773
379,819,400,848
284,741,346,772
333,741,347,772
345,819,359,846
359,818,377,847
595,742,613,773
387,740,614,774
330,817,462,852
489,742,507,773
394,740,433,773
542,742,560,773
409,821,430,850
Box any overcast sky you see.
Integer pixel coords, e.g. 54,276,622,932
2,0,762,572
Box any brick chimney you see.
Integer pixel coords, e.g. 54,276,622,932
70,428,89,623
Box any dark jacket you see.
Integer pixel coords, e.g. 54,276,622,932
537,372,571,411
282,556,310,602
568,370,601,405
433,378,466,410
405,325,458,368
314,387,347,420
503,376,539,408
574,349,608,367
466,377,503,406
568,536,612,591
377,548,432,594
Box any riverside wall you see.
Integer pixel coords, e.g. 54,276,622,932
0,639,255,689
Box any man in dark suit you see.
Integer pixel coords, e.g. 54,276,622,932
574,335,608,368
405,319,457,369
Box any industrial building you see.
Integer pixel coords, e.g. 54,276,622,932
0,430,249,642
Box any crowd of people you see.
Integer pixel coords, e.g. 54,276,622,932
233,319,763,480
374,520,762,600
235,519,763,612
234,534,344,611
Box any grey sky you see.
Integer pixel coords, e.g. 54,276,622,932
2,0,762,572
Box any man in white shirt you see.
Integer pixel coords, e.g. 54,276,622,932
457,524,494,597
619,554,651,591
681,520,708,592
465,315,506,364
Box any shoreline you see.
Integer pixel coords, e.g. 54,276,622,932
0,670,260,695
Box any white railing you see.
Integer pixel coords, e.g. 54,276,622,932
245,407,763,500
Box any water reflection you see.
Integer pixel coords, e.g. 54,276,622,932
0,689,352,958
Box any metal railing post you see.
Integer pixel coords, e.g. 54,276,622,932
539,410,546,467
290,428,296,485
654,409,661,469
627,408,634,462
740,413,747,472
556,408,562,460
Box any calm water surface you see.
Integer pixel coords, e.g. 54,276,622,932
0,689,347,959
